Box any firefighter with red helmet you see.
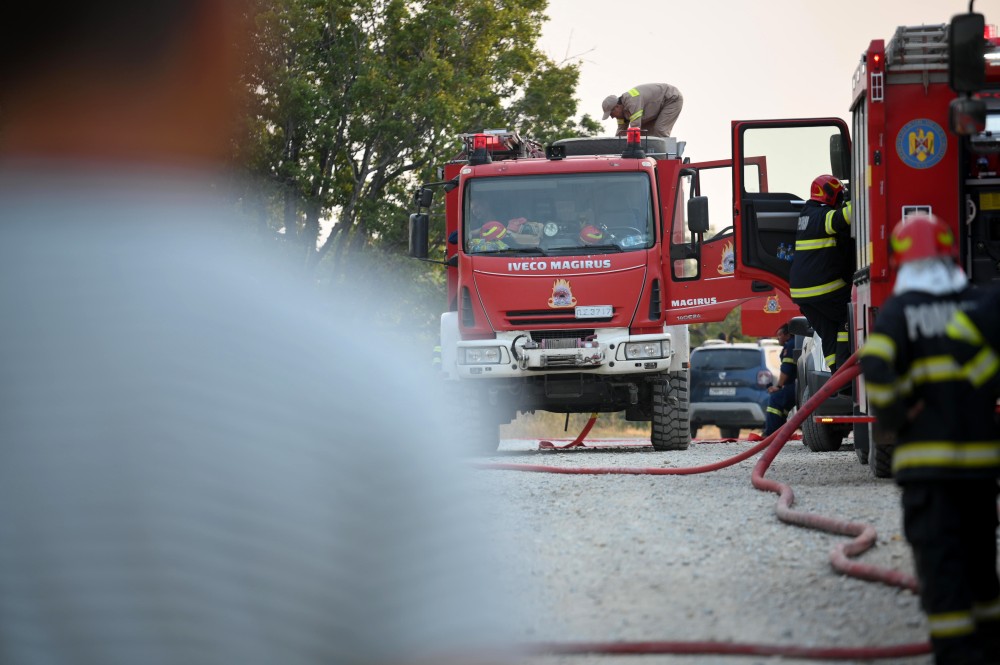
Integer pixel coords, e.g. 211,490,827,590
468,220,509,253
579,224,604,246
789,174,854,374
860,213,1000,665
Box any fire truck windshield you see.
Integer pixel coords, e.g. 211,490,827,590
463,173,654,255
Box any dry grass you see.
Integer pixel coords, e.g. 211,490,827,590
499,411,735,441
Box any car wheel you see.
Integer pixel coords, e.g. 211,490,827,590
718,426,741,439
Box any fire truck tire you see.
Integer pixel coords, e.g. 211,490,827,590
800,387,846,452
853,418,870,465
868,441,893,479
651,371,690,451
448,381,500,454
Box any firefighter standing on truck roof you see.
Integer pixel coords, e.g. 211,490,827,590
601,83,683,138
859,214,1000,665
763,323,797,437
789,174,854,375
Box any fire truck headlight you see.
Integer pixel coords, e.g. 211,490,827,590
624,341,664,360
461,347,502,365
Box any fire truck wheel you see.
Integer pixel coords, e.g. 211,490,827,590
800,387,846,452
651,371,690,451
447,381,501,454
853,416,870,465
868,440,893,479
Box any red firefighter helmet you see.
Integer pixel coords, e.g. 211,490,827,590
480,220,507,240
889,213,957,265
809,175,845,206
579,224,604,245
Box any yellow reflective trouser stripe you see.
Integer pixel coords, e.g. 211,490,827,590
893,441,1000,473
861,333,896,364
836,331,849,342
947,311,984,345
790,278,847,299
627,88,640,96
766,406,785,416
795,238,836,250
825,353,837,366
630,110,643,122
782,357,795,366
964,346,1000,388
865,381,896,407
928,611,976,638
974,597,1000,621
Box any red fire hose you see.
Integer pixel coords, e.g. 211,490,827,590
478,353,931,660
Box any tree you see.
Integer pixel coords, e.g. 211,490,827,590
242,0,598,277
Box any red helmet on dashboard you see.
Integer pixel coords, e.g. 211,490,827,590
809,175,845,206
889,213,957,265
480,220,507,240
579,224,604,244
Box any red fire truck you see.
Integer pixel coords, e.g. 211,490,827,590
730,16,1000,475
409,130,798,452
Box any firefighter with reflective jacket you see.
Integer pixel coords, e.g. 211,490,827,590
859,214,1000,665
789,175,854,374
763,322,797,436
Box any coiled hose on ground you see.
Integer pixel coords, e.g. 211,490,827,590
477,353,931,660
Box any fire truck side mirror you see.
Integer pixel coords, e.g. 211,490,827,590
687,196,710,234
950,96,987,135
408,213,429,259
829,134,850,182
415,187,434,208
949,12,986,94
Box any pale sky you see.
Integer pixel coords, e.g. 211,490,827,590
540,0,986,161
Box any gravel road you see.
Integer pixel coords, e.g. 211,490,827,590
473,434,945,665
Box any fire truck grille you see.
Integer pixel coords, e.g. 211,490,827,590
529,330,595,346
505,309,613,325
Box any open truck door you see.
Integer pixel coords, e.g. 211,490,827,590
659,158,800,335
731,119,851,291
732,118,854,452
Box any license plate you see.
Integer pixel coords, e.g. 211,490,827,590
709,387,736,396
576,305,612,319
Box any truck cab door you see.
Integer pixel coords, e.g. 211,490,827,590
732,119,851,292
658,158,798,328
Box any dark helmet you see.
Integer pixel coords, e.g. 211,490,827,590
810,175,845,206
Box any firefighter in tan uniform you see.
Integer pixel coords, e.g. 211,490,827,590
601,83,683,138
860,214,1000,665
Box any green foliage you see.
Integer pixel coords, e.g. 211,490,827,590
688,307,748,347
241,0,596,282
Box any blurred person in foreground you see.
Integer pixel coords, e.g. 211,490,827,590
0,3,511,664
859,214,1000,665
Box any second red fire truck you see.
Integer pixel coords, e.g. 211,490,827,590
730,15,1000,475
